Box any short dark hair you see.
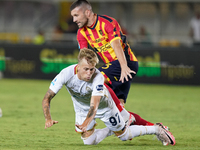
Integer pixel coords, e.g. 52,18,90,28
70,0,91,11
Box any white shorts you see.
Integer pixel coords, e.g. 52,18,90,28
75,104,126,133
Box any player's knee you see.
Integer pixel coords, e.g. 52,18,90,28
119,99,125,106
82,138,96,145
118,128,132,141
81,131,97,145
82,136,96,145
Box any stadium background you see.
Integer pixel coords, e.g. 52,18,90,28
0,0,200,85
0,1,200,149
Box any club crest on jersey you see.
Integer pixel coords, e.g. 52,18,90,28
86,86,92,91
99,30,103,36
96,85,103,91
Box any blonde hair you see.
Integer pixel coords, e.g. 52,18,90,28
78,48,99,65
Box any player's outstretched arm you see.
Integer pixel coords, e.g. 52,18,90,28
42,88,58,129
76,96,101,132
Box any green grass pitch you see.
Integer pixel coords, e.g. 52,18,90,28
0,78,200,150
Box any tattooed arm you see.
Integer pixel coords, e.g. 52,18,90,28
42,88,58,129
75,96,101,132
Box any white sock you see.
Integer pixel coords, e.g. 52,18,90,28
120,109,131,124
82,127,112,145
118,125,157,141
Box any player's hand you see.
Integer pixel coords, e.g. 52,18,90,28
45,119,58,129
119,66,136,83
75,124,87,132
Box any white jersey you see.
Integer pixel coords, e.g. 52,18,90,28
49,64,115,119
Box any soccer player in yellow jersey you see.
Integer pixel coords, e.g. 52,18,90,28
70,0,170,128
71,0,137,106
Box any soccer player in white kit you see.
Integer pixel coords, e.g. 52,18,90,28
42,48,175,146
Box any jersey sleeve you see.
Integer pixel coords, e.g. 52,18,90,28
77,29,88,49
49,65,75,94
104,18,121,43
91,69,104,97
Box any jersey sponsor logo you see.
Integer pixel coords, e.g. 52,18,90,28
96,85,103,91
51,78,57,86
96,43,112,52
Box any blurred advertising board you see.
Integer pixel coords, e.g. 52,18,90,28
1,44,79,79
1,44,199,85
133,47,199,85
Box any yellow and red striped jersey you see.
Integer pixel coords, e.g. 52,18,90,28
77,14,137,64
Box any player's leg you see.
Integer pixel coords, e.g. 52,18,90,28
118,125,175,146
111,60,138,105
103,105,156,138
110,80,155,126
105,82,155,126
99,60,137,106
81,127,113,145
75,112,112,145
104,83,135,126
81,101,175,146
99,61,156,126
116,60,139,105
103,106,175,146
129,111,154,126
